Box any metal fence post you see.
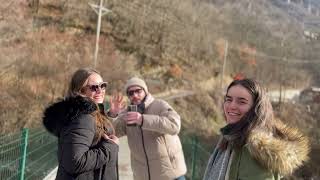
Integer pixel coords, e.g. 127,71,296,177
19,128,29,180
191,136,198,180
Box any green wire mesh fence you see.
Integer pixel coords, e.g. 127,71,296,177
0,128,58,180
1,128,214,180
0,129,24,180
180,135,213,180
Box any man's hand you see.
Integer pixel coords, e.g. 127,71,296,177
125,112,143,126
109,93,125,117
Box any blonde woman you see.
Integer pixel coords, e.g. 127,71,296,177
43,68,119,180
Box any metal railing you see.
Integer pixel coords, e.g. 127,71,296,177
0,128,212,180
0,128,58,180
180,135,212,180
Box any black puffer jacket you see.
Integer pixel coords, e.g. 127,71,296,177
43,96,119,180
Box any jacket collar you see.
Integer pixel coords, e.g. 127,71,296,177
42,96,97,137
246,121,310,175
143,93,154,108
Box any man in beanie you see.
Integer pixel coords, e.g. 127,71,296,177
109,77,187,180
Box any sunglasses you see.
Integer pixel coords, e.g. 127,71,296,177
127,88,143,96
86,82,108,92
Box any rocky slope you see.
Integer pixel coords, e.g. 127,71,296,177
1,0,319,178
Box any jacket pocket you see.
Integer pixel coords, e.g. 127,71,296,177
163,136,177,169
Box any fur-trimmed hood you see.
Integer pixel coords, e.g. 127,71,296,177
247,121,310,175
42,96,97,137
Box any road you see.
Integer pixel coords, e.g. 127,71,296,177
267,89,301,102
117,137,133,180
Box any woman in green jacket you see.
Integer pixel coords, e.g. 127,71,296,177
203,78,310,180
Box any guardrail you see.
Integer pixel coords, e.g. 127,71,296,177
0,128,58,180
181,135,212,180
0,128,212,180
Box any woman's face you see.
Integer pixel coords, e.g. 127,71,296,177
223,84,253,124
81,73,106,104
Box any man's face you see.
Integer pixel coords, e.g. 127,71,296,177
127,85,146,105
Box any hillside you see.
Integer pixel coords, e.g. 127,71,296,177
1,0,320,179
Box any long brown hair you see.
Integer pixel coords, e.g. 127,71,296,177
68,68,114,144
92,111,115,145
221,78,275,148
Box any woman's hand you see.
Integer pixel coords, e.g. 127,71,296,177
109,93,125,117
102,134,119,145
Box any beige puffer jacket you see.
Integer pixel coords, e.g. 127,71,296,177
113,94,187,180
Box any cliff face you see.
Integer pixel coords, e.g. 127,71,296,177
28,0,319,83
1,1,320,179
1,0,318,133
1,0,318,127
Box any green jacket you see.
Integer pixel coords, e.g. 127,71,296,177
204,121,310,180
228,146,280,180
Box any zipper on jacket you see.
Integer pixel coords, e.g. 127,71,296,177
140,125,151,180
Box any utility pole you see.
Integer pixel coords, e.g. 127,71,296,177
278,37,286,111
89,0,111,68
248,0,252,11
220,40,229,91
308,0,312,14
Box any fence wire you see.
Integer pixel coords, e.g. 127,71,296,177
0,127,214,180
0,128,58,180
180,134,213,180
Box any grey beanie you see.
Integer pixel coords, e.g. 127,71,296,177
124,77,148,94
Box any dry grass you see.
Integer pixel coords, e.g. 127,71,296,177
1,0,320,178
0,25,133,133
